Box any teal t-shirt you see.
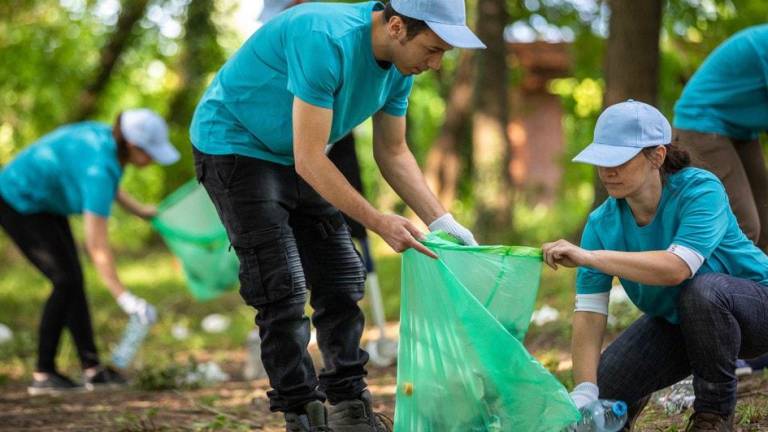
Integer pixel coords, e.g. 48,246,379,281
576,168,768,324
0,122,123,217
190,1,414,165
674,24,768,140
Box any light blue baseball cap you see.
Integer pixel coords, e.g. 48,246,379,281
390,0,486,49
572,99,672,168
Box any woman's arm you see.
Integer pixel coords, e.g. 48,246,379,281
83,213,156,322
542,239,691,286
116,189,157,219
83,212,126,298
572,311,607,385
569,311,607,408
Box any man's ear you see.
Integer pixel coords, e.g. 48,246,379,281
387,15,406,40
655,145,667,168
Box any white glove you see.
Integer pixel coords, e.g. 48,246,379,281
570,382,599,409
428,213,478,246
117,292,158,325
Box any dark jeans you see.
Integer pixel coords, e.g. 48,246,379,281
0,195,99,373
598,273,768,419
193,148,369,413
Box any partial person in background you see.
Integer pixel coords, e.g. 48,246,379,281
0,109,179,395
673,24,768,253
545,100,768,432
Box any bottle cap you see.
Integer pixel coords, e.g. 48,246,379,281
612,401,628,417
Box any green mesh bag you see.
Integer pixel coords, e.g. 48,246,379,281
151,180,239,301
395,232,579,431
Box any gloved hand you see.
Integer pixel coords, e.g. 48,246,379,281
570,382,599,409
428,213,478,246
117,291,158,325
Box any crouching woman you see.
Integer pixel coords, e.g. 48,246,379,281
543,100,768,431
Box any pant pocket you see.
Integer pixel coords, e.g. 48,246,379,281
233,225,302,307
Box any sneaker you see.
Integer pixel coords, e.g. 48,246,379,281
27,372,85,396
735,359,753,376
84,365,127,390
328,390,393,432
284,400,332,432
684,412,734,432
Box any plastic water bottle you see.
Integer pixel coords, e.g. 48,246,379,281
243,329,266,380
654,376,694,415
565,400,628,432
111,314,153,369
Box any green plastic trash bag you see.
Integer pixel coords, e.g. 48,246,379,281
151,180,239,301
395,232,579,431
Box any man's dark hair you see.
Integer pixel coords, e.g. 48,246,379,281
383,2,429,40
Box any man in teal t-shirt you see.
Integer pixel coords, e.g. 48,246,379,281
190,1,484,429
673,25,768,253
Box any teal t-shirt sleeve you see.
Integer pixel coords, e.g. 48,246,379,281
671,178,729,259
576,219,613,294
381,76,414,117
81,168,117,217
285,30,342,110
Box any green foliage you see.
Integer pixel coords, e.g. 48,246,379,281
132,358,201,391
115,408,164,432
736,401,768,425
191,414,251,432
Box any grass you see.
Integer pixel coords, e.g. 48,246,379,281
0,233,631,387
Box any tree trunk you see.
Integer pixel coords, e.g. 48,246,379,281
472,0,511,241
164,0,225,193
424,50,474,209
73,0,150,121
593,0,664,207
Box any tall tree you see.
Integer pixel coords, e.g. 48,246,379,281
592,0,664,207
72,0,150,121
471,0,512,240
424,50,475,209
164,0,225,192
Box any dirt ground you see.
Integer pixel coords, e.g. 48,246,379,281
3,355,768,431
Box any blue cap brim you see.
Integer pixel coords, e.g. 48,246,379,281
572,143,642,168
427,22,486,49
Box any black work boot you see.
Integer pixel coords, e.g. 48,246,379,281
684,411,734,432
327,390,393,432
284,400,332,432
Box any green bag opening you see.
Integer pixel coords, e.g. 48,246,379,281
395,232,579,431
151,180,239,301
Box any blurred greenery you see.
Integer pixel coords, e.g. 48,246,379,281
0,0,764,382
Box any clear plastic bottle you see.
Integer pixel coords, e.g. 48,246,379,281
565,400,628,432
654,376,694,415
111,314,153,369
243,328,266,380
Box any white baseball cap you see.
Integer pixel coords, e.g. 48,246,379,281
572,99,672,168
120,109,180,166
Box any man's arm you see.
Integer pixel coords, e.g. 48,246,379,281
292,97,435,258
371,111,445,225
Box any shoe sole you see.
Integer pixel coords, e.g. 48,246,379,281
27,386,87,396
84,382,127,391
